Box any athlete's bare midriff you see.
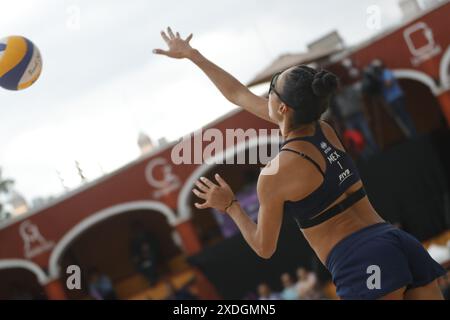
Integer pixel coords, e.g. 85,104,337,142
301,180,385,266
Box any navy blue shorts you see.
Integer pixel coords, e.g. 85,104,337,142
325,222,446,300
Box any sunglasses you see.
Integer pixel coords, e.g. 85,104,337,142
269,71,291,107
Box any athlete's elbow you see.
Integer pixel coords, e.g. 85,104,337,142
227,90,241,105
258,251,274,260
228,86,249,106
257,247,275,259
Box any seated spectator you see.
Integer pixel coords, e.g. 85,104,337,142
164,278,199,300
88,268,117,300
280,272,299,300
242,291,258,300
295,267,320,299
130,221,160,286
257,282,282,300
136,242,159,286
9,282,34,300
438,271,449,300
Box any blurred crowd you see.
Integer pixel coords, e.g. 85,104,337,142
239,267,450,300
241,267,327,300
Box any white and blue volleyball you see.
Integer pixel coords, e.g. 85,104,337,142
0,36,43,91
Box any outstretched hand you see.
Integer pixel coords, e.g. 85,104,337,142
192,174,235,212
153,26,194,59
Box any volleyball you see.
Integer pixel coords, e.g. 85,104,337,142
0,36,42,91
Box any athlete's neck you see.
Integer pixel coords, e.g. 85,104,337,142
284,122,316,140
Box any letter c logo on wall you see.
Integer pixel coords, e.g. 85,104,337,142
403,22,441,66
145,157,181,199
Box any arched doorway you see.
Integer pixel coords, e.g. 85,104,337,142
48,201,195,299
400,79,446,131
0,259,48,299
368,72,445,148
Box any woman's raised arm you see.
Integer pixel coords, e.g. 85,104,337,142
153,27,276,124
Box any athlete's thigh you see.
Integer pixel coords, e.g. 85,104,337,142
377,286,406,300
403,280,444,300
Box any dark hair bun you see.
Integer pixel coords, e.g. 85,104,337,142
311,70,338,97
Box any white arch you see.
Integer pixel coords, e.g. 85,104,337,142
0,259,49,285
177,135,281,221
439,45,450,90
48,200,177,279
393,69,441,95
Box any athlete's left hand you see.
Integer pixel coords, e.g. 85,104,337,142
192,174,235,212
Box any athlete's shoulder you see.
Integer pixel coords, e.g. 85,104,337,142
319,119,345,151
319,119,335,133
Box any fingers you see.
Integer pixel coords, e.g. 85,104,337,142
195,180,209,192
152,48,169,55
199,176,216,188
167,26,175,39
194,201,209,209
160,30,170,45
160,28,192,45
192,188,207,199
214,174,228,188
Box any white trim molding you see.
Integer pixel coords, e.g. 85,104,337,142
393,69,441,95
48,200,177,279
439,45,450,91
0,259,49,285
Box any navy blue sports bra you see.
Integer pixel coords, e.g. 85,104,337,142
281,120,366,229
